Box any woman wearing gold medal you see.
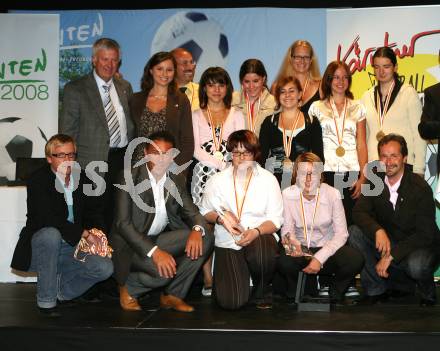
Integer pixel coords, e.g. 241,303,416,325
361,47,425,176
259,76,323,186
191,67,245,297
200,130,283,310
231,59,276,136
191,67,245,206
272,40,322,115
278,152,364,304
309,61,367,226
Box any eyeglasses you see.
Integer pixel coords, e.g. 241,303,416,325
231,151,253,158
51,152,77,159
292,55,311,62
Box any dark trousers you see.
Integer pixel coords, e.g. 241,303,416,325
348,225,440,301
127,229,214,299
323,171,359,226
213,234,278,310
103,147,127,233
277,244,364,300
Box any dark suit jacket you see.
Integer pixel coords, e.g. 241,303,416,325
60,72,134,168
418,82,440,171
129,90,194,166
10,165,104,271
110,165,209,285
353,164,440,262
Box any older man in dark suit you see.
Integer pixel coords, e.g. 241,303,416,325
110,131,214,312
60,37,134,233
349,134,440,306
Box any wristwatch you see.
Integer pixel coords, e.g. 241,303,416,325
192,225,205,236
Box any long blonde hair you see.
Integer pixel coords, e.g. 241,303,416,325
273,40,321,88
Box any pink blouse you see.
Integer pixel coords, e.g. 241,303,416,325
281,183,348,264
192,107,245,169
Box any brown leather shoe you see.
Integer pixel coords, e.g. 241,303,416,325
160,293,194,312
119,285,141,311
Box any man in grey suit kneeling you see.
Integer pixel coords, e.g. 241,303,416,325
110,131,214,312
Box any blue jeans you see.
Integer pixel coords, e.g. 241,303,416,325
30,227,113,308
348,225,439,301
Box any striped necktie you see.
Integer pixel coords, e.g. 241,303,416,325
103,84,121,147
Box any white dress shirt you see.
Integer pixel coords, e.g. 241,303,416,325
200,163,283,250
94,70,128,148
145,167,169,257
385,174,403,210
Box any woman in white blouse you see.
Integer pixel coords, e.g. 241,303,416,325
308,60,367,226
361,47,425,176
278,152,364,304
200,130,283,310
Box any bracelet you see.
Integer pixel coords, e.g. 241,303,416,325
215,215,222,225
254,227,261,236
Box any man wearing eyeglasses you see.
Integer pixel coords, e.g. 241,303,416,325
10,134,113,317
171,48,200,111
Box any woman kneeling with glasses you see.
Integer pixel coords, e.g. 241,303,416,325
278,152,364,304
200,130,283,310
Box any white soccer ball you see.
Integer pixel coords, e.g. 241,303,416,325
151,11,229,82
0,117,47,180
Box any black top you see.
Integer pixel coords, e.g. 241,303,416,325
259,112,324,178
300,89,321,116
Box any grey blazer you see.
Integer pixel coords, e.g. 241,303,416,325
60,72,134,168
109,165,209,284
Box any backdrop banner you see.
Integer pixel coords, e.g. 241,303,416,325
0,14,59,181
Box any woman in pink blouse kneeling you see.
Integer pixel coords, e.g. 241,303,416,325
278,152,364,304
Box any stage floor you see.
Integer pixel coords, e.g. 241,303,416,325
1,282,440,350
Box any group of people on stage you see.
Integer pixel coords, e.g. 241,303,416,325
10,37,440,317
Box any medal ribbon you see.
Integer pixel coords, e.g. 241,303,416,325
245,90,261,133
233,168,254,222
330,97,347,148
376,80,395,129
299,187,320,249
206,106,225,152
299,77,310,107
281,109,301,159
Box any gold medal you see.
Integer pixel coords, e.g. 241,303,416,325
376,130,385,141
213,151,224,161
336,146,345,157
283,158,293,169
330,97,347,159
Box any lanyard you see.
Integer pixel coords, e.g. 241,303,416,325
206,106,225,152
299,187,320,249
245,91,261,133
376,80,395,129
233,167,253,222
329,97,347,147
280,109,301,159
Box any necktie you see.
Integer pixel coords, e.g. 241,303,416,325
103,84,121,147
179,86,187,93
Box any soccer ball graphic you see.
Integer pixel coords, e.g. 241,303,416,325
0,117,47,180
151,11,229,82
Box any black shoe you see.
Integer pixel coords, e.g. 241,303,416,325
57,299,78,308
388,289,413,299
355,292,389,306
39,307,61,317
420,298,436,307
